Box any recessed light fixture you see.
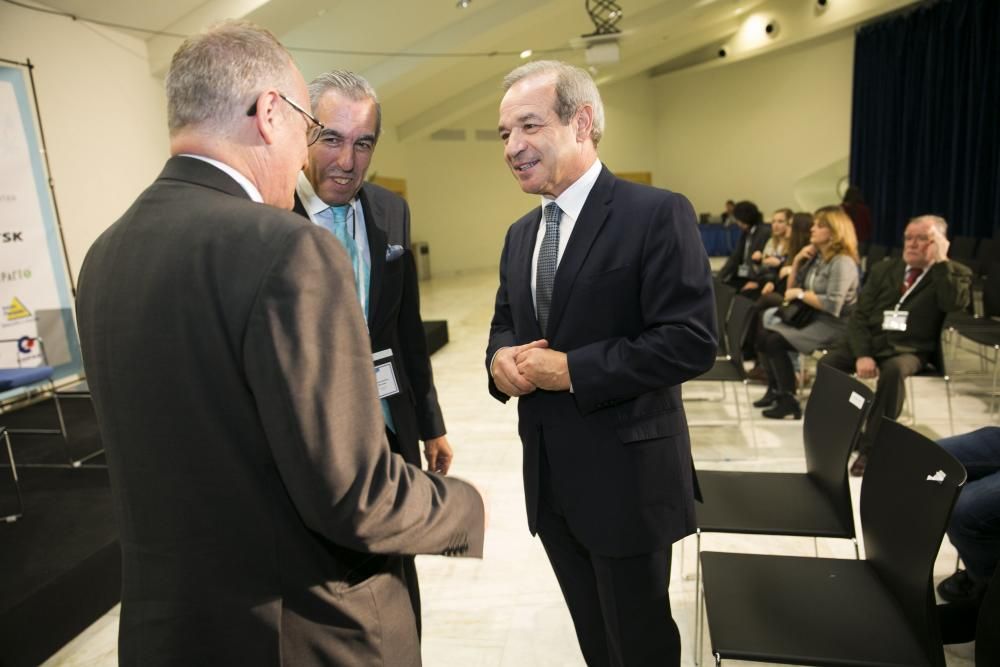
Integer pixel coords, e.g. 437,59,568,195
456,0,470,8
520,49,533,59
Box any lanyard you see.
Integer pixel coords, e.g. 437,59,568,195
894,266,928,311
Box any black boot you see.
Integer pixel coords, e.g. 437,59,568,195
762,393,802,420
753,388,777,408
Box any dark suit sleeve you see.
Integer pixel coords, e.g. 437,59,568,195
845,261,885,359
567,193,718,413
929,260,971,313
486,226,518,403
243,225,484,557
397,251,446,439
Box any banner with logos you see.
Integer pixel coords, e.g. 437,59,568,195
0,64,82,384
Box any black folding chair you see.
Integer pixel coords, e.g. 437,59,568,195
688,295,758,453
692,364,873,659
699,419,966,666
712,276,737,357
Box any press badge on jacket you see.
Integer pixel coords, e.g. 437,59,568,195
373,349,400,398
882,310,909,332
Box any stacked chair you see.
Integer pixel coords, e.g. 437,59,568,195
698,418,967,666
692,364,874,659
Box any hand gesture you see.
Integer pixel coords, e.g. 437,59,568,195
491,340,548,397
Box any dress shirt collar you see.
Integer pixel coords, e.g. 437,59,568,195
296,171,358,218
540,158,602,221
179,154,262,203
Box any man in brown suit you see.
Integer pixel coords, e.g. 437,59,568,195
75,21,484,666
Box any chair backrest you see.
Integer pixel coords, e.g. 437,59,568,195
866,243,887,264
861,419,967,665
976,567,1000,666
984,262,1000,318
951,235,978,263
713,276,737,356
724,295,756,370
972,238,995,277
803,364,874,510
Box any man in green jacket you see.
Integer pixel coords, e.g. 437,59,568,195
819,214,971,476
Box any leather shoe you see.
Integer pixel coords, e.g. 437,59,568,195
762,393,802,419
937,569,986,603
753,389,777,408
850,453,867,477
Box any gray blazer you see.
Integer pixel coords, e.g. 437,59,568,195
764,253,860,353
76,156,484,666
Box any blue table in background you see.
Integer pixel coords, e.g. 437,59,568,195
699,224,742,257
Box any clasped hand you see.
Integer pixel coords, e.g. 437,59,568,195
491,339,570,396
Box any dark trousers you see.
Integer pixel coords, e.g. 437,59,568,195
938,427,1000,581
757,329,798,394
387,428,423,638
537,445,680,667
819,348,924,453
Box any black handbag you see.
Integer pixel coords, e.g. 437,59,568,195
777,299,819,328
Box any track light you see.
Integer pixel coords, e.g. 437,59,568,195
456,0,470,8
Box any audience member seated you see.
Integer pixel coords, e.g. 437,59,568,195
937,427,1000,605
842,185,872,244
754,206,860,419
746,211,814,382
717,200,770,291
740,207,793,300
721,199,736,225
818,215,970,476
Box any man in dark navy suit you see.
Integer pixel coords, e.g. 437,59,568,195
487,61,716,666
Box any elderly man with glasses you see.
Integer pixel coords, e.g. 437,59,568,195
818,214,971,476
76,21,485,666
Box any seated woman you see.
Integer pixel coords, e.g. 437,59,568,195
746,212,817,379
740,208,793,300
754,206,860,419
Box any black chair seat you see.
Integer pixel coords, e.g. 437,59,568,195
694,360,743,383
696,471,853,538
701,552,933,667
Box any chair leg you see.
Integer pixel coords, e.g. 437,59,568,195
2,427,23,522
945,375,955,436
906,376,916,424
49,388,77,467
742,381,757,457
694,529,702,666
714,652,722,667
852,537,860,560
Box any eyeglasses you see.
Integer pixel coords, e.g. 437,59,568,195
246,92,325,146
903,234,933,244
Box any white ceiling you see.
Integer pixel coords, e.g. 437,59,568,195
39,0,918,141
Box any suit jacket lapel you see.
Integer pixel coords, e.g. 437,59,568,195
360,187,386,329
518,212,543,338
545,167,614,338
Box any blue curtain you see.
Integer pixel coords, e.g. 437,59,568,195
849,0,1000,246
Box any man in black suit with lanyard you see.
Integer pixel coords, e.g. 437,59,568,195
293,70,453,633
487,61,716,666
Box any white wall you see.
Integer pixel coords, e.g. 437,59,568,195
370,75,660,276
0,3,169,283
653,33,855,216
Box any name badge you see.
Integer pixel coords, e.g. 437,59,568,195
882,310,909,332
373,349,400,399
737,264,751,278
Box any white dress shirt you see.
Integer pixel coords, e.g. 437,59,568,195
530,159,603,313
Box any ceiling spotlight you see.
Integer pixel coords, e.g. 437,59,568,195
765,20,779,37
520,49,533,59
718,48,727,58
456,0,470,7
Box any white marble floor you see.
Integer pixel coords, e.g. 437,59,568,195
45,267,993,666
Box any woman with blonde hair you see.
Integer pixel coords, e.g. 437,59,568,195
754,206,861,418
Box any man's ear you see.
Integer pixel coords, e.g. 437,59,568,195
574,104,594,143
251,90,282,146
